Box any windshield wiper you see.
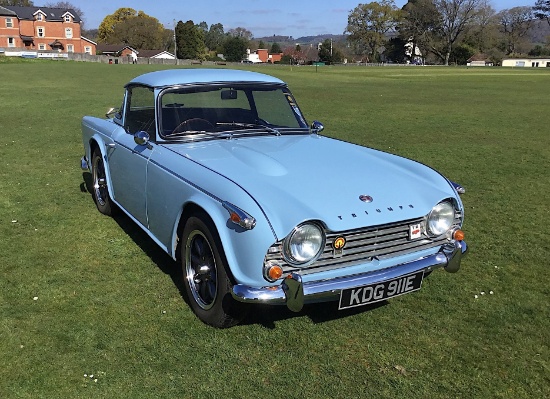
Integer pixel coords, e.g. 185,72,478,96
216,122,281,136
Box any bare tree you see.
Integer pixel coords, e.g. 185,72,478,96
432,0,484,65
227,27,253,41
466,0,498,53
497,7,534,55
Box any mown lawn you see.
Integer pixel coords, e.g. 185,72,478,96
0,58,548,398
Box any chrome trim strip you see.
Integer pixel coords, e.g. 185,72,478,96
232,240,467,310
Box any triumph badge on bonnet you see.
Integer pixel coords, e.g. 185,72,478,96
359,195,373,203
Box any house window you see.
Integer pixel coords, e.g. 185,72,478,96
65,28,72,38
39,44,46,50
36,13,43,21
37,27,45,37
6,18,13,28
67,44,74,53
84,46,91,55
64,15,71,23
8,37,15,47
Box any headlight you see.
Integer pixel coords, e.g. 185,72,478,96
427,201,455,236
283,223,325,266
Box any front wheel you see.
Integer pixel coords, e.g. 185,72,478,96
91,148,115,216
181,214,247,328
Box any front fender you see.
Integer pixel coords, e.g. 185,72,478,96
144,148,278,288
169,194,278,288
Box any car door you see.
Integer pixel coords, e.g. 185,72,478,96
108,85,156,227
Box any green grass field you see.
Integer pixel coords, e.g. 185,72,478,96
1,58,549,398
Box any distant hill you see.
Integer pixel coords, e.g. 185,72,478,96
254,34,347,46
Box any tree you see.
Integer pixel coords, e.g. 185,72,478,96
111,11,166,50
399,0,441,64
318,39,344,64
196,21,208,33
463,1,498,54
318,39,333,62
205,23,225,52
45,2,84,26
282,44,307,64
227,27,253,41
176,20,205,59
529,44,550,56
431,0,484,65
534,0,550,27
345,1,401,62
497,7,534,55
270,42,282,53
449,42,476,64
161,28,175,52
384,37,408,62
0,0,34,5
223,36,248,62
98,8,137,43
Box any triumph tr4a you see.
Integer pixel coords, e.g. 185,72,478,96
81,69,468,328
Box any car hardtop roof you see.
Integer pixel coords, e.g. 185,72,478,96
127,68,285,88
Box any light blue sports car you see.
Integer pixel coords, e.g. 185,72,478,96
81,69,467,328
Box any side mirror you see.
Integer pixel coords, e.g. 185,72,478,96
106,107,118,118
134,131,150,146
310,120,324,133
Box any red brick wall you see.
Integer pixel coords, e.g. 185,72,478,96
256,49,268,63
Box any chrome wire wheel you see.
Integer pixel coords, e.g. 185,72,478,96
185,230,218,310
92,153,108,207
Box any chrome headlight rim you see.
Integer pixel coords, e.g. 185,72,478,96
283,222,326,267
426,200,456,237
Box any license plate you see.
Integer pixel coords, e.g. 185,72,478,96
338,271,424,310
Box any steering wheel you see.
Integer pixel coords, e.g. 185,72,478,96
172,118,214,134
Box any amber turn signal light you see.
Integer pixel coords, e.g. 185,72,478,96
268,265,283,280
453,229,465,241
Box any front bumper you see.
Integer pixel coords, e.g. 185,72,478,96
231,240,467,312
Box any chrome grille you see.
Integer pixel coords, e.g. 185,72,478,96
265,216,461,276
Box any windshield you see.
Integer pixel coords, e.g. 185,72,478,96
159,83,308,139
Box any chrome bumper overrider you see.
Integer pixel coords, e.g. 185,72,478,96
231,240,468,312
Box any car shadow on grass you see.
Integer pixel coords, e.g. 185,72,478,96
241,301,389,329
81,172,388,328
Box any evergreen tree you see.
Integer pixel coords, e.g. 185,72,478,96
223,36,248,62
270,42,282,53
176,20,205,59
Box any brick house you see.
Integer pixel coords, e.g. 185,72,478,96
246,48,283,63
0,5,95,54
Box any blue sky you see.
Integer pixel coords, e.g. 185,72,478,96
66,0,534,38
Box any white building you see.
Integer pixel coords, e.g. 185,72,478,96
502,58,550,68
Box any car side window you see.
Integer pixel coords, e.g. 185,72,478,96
124,86,156,135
